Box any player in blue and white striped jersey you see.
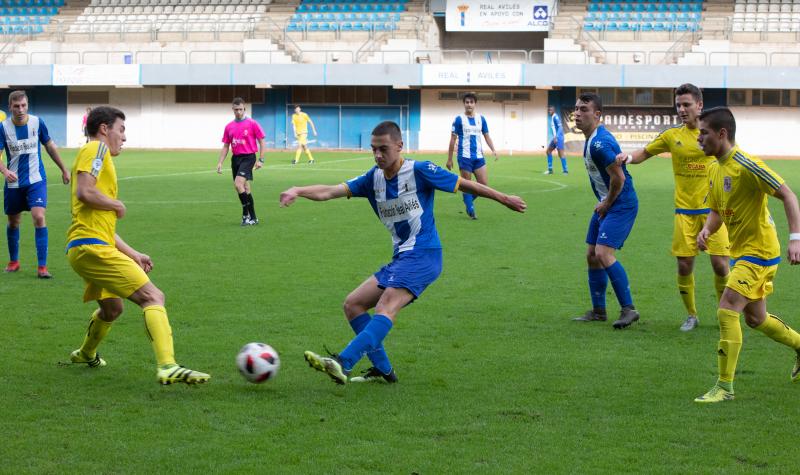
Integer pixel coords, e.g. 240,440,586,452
545,105,568,175
280,121,526,385
0,90,70,278
572,92,640,330
446,93,498,220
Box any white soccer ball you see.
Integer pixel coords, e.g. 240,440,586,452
236,342,280,383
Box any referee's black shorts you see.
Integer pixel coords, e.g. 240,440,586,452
231,153,256,180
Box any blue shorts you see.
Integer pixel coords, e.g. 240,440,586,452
374,248,443,300
457,157,486,174
4,180,47,215
585,204,638,250
549,135,565,151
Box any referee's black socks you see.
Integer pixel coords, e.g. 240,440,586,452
238,192,249,218
247,193,257,220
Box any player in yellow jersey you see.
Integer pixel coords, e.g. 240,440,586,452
0,109,5,121
617,84,730,332
291,105,317,164
66,106,209,385
692,107,800,403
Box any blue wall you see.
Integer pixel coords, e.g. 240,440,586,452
251,87,421,150
1,86,68,146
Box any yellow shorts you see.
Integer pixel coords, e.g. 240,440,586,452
726,259,777,301
296,133,308,146
671,213,730,257
67,245,150,302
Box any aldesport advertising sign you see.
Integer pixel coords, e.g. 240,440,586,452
561,107,682,153
446,0,553,32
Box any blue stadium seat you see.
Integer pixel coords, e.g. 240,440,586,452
640,22,653,31
653,22,665,31
618,22,630,31
606,22,618,31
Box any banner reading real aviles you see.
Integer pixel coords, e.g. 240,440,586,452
561,107,682,153
445,0,554,32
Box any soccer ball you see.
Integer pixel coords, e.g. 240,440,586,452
236,342,280,383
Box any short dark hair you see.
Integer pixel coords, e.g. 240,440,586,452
8,90,27,106
578,92,603,112
462,92,478,103
232,97,245,106
371,121,402,141
699,106,736,142
86,106,126,137
675,83,703,103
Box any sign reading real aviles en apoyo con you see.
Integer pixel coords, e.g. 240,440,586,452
445,0,553,32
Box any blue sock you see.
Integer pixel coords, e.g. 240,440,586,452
546,153,553,170
35,226,48,267
560,156,568,172
605,261,633,307
339,315,393,372
348,313,392,374
588,268,608,310
7,226,19,262
462,192,474,212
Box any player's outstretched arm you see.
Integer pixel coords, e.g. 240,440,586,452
44,140,70,184
75,172,126,218
457,179,526,213
309,119,318,136
774,183,800,264
114,233,152,273
615,149,651,166
280,184,348,207
697,210,723,251
216,143,230,174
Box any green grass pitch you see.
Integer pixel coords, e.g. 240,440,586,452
1,149,799,473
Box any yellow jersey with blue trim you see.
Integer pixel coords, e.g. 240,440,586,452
292,112,311,135
645,124,715,213
706,145,784,262
66,140,118,247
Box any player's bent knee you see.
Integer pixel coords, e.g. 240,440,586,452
99,299,124,321
342,299,366,319
743,312,765,328
129,284,165,307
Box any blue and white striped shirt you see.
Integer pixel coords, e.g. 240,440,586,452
583,126,637,209
451,114,489,160
1,115,51,189
549,112,563,140
345,159,460,256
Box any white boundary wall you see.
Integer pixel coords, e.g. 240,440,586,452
67,86,236,149
64,87,800,156
729,107,800,157
419,89,549,153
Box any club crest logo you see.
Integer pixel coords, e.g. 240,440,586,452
723,176,732,192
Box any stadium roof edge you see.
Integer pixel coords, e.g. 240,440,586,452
1,64,799,89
